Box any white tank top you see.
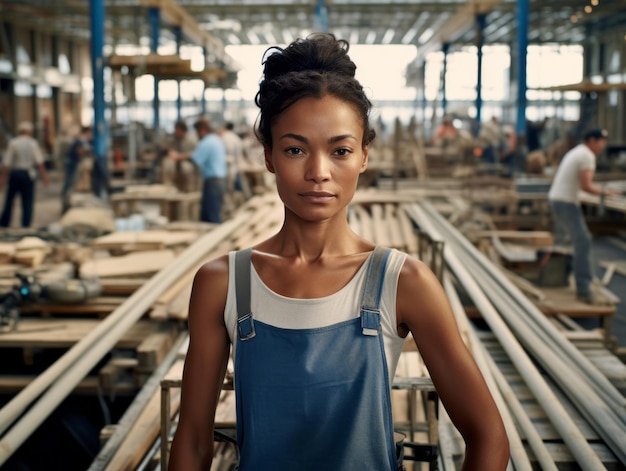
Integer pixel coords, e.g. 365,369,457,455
224,248,408,378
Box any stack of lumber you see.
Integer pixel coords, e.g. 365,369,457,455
0,223,210,397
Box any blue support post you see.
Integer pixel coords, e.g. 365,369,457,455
441,43,449,116
475,14,486,136
314,0,329,33
516,0,529,137
174,26,182,121
421,59,427,132
201,46,207,116
149,7,160,132
89,0,108,199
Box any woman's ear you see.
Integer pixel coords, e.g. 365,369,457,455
264,147,275,173
359,147,369,174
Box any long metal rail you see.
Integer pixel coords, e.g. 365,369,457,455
408,201,626,468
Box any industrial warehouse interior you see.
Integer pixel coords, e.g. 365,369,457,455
0,0,626,469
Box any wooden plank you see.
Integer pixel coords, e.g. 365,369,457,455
0,375,128,394
371,203,389,246
471,230,554,246
352,204,373,241
136,323,180,372
165,285,192,320
397,205,418,256
534,287,617,317
385,203,405,250
20,296,124,316
90,230,198,251
0,319,162,349
79,250,176,278
99,358,140,392
99,278,146,295
105,361,183,471
0,243,16,263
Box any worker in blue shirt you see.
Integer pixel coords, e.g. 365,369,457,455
171,117,227,223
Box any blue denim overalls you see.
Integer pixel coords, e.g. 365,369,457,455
233,247,397,470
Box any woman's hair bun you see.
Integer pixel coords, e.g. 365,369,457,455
261,33,356,81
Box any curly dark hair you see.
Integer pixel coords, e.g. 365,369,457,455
254,33,376,149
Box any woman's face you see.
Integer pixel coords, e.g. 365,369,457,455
265,95,369,222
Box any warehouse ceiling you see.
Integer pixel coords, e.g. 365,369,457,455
1,0,625,65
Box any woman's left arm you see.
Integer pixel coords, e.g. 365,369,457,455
396,256,510,471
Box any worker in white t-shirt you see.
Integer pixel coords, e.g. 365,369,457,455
547,128,620,303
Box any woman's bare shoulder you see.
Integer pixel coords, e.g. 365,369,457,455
188,253,231,325
395,254,450,328
194,253,230,282
397,254,435,285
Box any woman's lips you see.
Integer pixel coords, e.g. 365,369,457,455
299,191,335,202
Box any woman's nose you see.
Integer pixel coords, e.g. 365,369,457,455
305,153,331,182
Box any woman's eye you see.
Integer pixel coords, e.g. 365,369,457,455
334,148,351,157
286,147,303,155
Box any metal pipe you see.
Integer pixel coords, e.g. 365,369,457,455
482,349,558,471
443,275,529,471
457,250,626,463
406,204,607,469
415,202,626,464
420,201,626,412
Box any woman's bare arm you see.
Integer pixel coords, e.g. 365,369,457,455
397,257,509,470
168,255,231,470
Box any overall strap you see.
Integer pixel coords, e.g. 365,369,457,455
235,248,256,340
360,246,392,336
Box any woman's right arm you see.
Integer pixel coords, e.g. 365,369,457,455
168,255,231,470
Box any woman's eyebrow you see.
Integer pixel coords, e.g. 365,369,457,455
279,133,307,143
329,134,357,143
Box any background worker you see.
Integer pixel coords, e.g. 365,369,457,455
161,119,198,192
0,121,50,228
60,125,92,213
219,121,247,197
170,118,227,223
547,128,621,304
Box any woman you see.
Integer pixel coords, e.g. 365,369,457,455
169,33,509,470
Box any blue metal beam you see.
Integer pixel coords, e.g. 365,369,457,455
441,42,449,115
89,0,108,199
174,25,182,121
314,0,329,32
201,46,207,116
475,13,486,136
516,0,529,137
149,7,160,131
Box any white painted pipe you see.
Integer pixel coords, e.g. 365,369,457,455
443,275,531,471
407,203,607,469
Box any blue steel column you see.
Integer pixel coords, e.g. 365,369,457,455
516,0,529,139
89,0,108,199
441,43,449,116
314,0,329,32
174,26,182,121
201,46,207,116
149,7,160,131
475,14,486,136
421,59,427,135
